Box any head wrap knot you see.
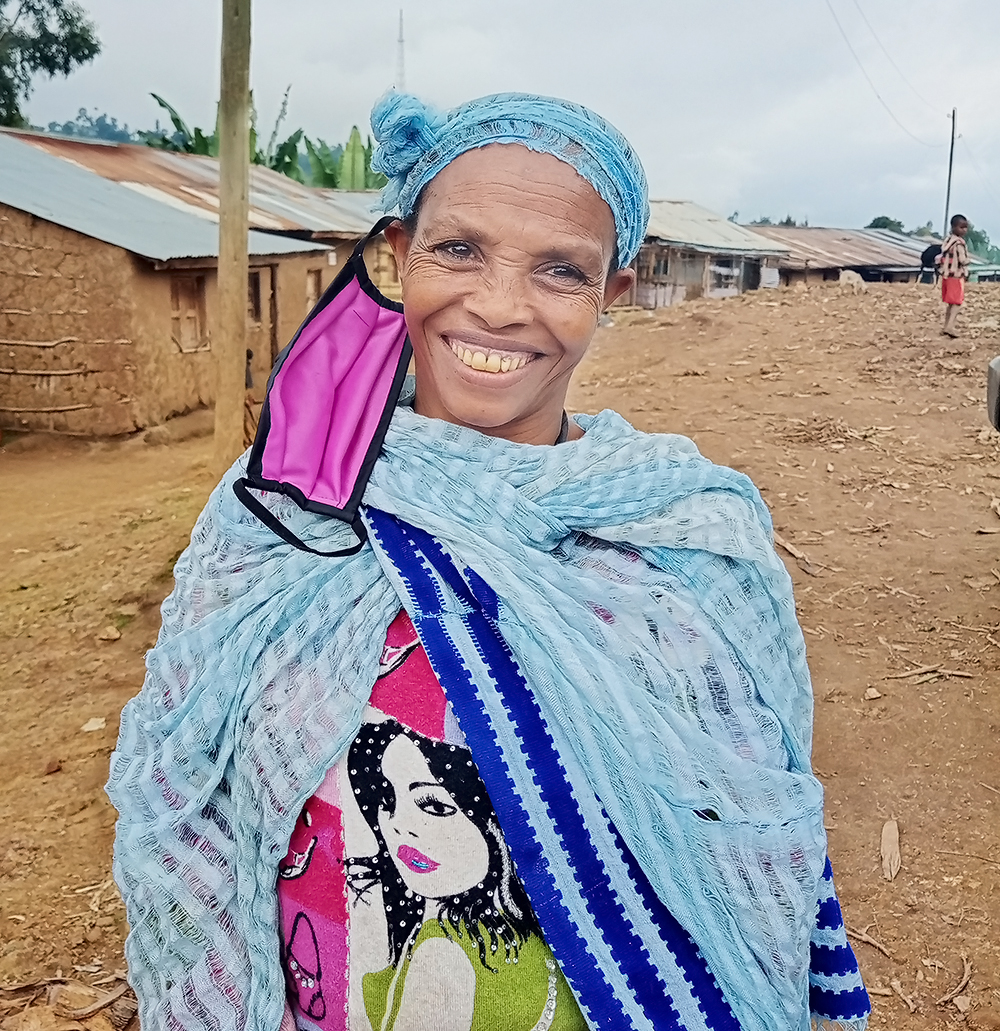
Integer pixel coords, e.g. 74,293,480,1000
370,91,649,269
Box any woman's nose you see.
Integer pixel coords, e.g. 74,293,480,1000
463,267,531,329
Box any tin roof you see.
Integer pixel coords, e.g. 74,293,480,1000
3,128,379,238
0,131,329,262
743,225,953,271
645,200,789,256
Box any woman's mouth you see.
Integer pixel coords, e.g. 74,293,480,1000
446,337,536,375
397,844,440,873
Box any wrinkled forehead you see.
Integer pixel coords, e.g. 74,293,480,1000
410,145,614,265
418,144,617,236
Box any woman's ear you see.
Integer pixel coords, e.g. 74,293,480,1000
383,220,413,276
603,266,636,310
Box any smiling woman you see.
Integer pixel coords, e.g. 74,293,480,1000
107,91,871,1031
384,145,634,443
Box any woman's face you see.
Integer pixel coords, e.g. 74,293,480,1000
378,734,490,900
385,144,635,445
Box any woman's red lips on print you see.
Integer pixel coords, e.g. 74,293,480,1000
397,844,440,873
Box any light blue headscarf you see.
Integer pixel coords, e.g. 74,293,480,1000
370,91,650,269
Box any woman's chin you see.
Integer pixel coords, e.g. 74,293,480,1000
414,380,539,435
441,402,533,436
415,366,569,439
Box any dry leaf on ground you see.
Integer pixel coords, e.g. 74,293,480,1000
881,819,901,881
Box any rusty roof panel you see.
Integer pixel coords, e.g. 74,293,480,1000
3,129,380,237
743,225,954,271
0,131,328,261
646,200,789,255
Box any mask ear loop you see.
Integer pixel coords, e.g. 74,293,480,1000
232,477,368,557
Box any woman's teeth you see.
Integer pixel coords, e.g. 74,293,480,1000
449,341,530,374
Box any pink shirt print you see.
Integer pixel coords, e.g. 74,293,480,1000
276,611,584,1031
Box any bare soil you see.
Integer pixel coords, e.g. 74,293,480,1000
2,282,999,1029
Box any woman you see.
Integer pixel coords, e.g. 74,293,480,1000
108,92,869,1031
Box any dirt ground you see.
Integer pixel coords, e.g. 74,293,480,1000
2,281,999,1029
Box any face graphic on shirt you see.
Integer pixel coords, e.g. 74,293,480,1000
377,733,490,900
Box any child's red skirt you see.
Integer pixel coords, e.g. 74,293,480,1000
942,277,964,305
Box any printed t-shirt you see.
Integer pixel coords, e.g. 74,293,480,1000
939,233,970,280
277,610,586,1031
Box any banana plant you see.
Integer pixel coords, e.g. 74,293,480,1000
139,93,219,156
338,125,386,190
303,137,343,188
139,93,386,190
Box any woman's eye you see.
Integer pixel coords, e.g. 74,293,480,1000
414,791,458,817
436,242,474,260
547,264,587,282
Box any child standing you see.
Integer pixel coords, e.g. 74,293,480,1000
938,213,971,337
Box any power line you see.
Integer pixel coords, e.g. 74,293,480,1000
822,0,945,149
850,0,939,115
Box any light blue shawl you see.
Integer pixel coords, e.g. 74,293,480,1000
108,391,860,1031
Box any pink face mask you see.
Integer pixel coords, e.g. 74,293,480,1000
234,218,411,556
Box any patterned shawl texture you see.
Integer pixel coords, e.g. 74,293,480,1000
108,401,866,1031
369,90,650,268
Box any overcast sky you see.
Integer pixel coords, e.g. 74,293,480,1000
24,0,1000,240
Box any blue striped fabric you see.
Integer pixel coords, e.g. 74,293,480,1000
367,509,871,1031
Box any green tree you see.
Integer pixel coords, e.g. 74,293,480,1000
866,215,905,234
45,106,135,141
748,215,806,228
966,223,1000,263
0,0,100,127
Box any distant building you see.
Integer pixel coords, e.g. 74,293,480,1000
744,225,950,286
969,263,1000,283
4,127,403,301
0,131,332,435
627,201,789,308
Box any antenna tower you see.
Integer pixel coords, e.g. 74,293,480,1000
396,10,406,91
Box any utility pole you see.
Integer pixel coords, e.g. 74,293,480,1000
214,0,252,475
942,107,957,239
396,9,405,91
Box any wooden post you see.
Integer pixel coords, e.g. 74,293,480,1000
213,0,252,475
942,107,957,239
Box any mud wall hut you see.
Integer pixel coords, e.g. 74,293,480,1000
0,131,332,436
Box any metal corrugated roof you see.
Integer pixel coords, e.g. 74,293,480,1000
744,225,954,271
4,128,380,238
0,131,330,261
645,200,789,255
